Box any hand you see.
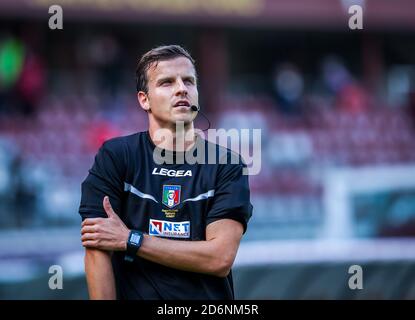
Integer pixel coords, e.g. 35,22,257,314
81,196,130,251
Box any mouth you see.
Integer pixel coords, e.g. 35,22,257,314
173,100,191,108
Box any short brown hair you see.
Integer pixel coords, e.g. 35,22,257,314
135,45,196,93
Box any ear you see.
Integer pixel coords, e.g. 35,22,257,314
137,91,151,112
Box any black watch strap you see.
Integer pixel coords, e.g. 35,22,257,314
124,230,143,262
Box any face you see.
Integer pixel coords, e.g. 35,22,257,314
138,57,198,127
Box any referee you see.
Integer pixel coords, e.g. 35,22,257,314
79,45,253,300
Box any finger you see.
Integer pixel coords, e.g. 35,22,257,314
82,218,102,227
81,233,96,242
103,196,116,218
81,225,97,235
82,240,98,248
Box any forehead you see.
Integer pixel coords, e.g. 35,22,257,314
147,57,196,81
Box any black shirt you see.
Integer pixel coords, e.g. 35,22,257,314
79,131,253,300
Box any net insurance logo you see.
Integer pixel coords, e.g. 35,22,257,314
149,219,190,238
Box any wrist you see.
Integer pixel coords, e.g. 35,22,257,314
124,230,144,262
121,228,131,251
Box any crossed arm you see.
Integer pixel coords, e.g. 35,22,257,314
82,196,244,299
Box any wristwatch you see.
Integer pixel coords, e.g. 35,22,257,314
124,230,144,262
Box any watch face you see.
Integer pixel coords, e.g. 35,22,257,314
130,233,141,245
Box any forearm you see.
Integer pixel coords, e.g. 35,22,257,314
84,248,116,300
80,202,243,278
137,235,236,277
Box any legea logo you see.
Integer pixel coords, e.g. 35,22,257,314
152,168,192,177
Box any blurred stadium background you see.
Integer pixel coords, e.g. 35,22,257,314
1,0,415,299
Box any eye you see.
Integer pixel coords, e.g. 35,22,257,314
160,80,172,86
184,78,195,85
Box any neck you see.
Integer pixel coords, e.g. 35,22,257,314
149,120,196,152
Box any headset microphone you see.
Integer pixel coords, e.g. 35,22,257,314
190,105,210,131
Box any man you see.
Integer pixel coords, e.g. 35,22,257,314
79,45,253,300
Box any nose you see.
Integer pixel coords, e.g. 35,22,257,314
175,78,188,96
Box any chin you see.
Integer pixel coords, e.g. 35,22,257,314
172,115,193,125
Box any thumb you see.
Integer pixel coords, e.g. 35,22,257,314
103,196,117,218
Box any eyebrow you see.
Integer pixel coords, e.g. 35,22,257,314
156,77,173,86
155,75,196,86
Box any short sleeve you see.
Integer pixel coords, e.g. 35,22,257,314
206,156,253,234
79,141,125,220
